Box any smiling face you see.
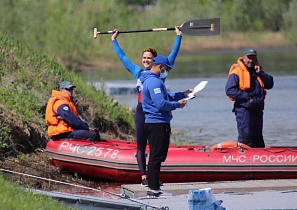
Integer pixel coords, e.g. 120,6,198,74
243,54,257,68
142,51,155,69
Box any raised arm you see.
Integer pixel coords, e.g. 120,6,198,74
257,70,274,90
111,30,142,81
167,25,182,66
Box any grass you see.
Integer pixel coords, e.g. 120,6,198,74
0,33,135,155
172,129,190,146
0,172,75,210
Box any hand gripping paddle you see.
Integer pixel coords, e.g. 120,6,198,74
94,18,220,38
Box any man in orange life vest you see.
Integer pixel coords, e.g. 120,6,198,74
45,81,100,141
225,48,274,148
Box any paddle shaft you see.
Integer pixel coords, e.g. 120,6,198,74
96,26,210,35
93,18,219,38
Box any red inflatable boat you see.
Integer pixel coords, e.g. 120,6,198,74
45,139,297,183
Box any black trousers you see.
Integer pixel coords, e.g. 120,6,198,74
135,102,148,176
145,123,171,190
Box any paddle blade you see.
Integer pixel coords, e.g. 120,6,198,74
180,18,220,36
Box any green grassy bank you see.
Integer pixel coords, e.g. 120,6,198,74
0,33,136,207
0,33,135,156
0,172,75,210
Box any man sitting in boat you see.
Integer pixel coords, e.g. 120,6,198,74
45,81,100,141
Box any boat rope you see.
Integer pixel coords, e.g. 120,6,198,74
0,157,121,197
69,138,138,150
216,147,297,153
0,167,107,192
0,157,164,209
113,144,138,150
216,146,247,153
262,148,297,153
0,167,165,209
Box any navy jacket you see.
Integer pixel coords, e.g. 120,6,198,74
225,60,274,111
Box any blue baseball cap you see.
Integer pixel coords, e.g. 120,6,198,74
59,81,76,89
244,48,257,56
153,55,175,69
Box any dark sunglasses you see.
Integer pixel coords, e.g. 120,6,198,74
161,65,170,70
143,47,157,57
64,87,74,91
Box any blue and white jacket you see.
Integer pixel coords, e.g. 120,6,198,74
140,71,184,124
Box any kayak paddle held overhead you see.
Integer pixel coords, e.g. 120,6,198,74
94,18,220,38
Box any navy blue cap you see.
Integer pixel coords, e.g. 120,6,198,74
153,55,175,69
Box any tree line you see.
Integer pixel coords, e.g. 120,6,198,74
0,0,296,69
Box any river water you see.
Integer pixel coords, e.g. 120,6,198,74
80,48,297,147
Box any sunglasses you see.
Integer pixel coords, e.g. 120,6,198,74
64,87,74,91
161,65,170,71
143,48,158,57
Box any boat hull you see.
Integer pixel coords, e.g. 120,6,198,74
45,139,297,183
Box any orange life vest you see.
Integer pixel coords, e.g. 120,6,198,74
228,57,265,101
45,90,79,136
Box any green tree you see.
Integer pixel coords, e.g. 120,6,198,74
261,0,291,31
283,0,297,46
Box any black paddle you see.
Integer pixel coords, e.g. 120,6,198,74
94,18,220,38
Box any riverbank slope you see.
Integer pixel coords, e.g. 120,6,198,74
0,33,136,194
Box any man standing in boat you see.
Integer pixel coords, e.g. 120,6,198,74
225,48,274,148
45,81,100,141
140,55,192,197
